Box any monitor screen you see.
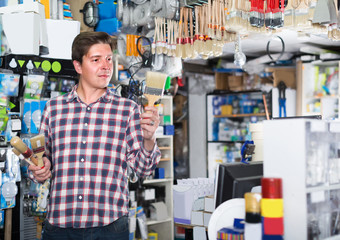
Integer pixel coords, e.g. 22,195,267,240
214,162,263,209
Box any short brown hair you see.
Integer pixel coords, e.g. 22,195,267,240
71,31,113,64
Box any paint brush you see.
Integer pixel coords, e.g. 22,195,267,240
12,148,34,166
30,134,46,168
10,136,40,167
144,71,167,107
175,8,184,58
284,0,294,28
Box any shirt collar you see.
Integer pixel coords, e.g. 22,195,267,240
66,84,114,103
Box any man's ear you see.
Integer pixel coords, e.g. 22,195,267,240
73,60,82,74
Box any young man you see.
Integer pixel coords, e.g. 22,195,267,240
29,31,161,239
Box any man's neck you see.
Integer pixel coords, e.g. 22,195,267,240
76,82,106,105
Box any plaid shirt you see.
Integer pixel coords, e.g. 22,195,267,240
40,85,161,228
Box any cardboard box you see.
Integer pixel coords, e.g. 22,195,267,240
2,12,40,55
215,72,229,90
204,196,214,213
266,67,296,89
45,19,80,59
203,212,212,227
191,211,204,226
192,197,205,211
228,75,243,89
173,185,194,225
0,2,49,53
193,226,207,240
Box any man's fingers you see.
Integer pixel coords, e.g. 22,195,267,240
35,171,51,182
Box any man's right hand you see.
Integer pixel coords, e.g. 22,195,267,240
28,157,52,183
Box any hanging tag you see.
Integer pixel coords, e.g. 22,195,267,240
11,118,21,132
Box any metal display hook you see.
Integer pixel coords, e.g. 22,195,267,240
266,35,285,62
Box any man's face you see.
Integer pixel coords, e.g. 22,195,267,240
73,43,113,89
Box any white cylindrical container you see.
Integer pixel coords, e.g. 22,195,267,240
249,123,263,162
245,223,262,240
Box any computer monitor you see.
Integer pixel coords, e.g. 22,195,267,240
214,162,263,209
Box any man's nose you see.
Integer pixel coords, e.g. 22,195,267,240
102,60,111,69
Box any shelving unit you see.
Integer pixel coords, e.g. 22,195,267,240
206,90,268,177
297,60,340,119
214,113,267,118
263,119,340,239
143,95,174,240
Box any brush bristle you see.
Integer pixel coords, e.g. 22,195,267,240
145,72,168,89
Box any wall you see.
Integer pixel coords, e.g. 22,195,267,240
188,73,215,178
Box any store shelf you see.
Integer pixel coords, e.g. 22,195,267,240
175,223,208,230
147,218,173,226
155,135,172,139
143,178,172,184
159,147,171,150
297,60,340,119
207,140,245,144
206,90,268,177
264,120,340,239
144,95,174,240
324,236,340,240
214,113,267,118
305,95,340,99
213,68,244,73
306,183,340,193
208,89,262,96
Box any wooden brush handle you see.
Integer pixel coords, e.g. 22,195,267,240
36,157,44,168
10,136,28,153
4,208,12,240
12,148,35,166
144,94,161,108
10,137,39,166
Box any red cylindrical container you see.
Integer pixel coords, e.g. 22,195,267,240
261,177,282,199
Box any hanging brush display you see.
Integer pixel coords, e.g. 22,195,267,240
188,9,196,58
172,20,179,56
193,6,201,55
161,18,168,55
204,4,213,57
175,8,184,58
198,5,205,55
182,7,190,59
292,0,310,29
167,19,173,57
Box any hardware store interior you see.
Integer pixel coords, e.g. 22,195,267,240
1,0,340,239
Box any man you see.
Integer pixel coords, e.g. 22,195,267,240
29,31,161,239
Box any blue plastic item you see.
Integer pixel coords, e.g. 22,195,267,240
0,0,7,7
163,125,174,135
154,168,165,179
98,2,117,19
95,18,121,36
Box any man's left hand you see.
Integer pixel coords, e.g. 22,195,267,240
141,106,160,149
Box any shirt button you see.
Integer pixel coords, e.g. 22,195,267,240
84,123,88,127
78,195,83,200
80,177,84,181
87,107,90,111
81,158,85,162
82,141,86,144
